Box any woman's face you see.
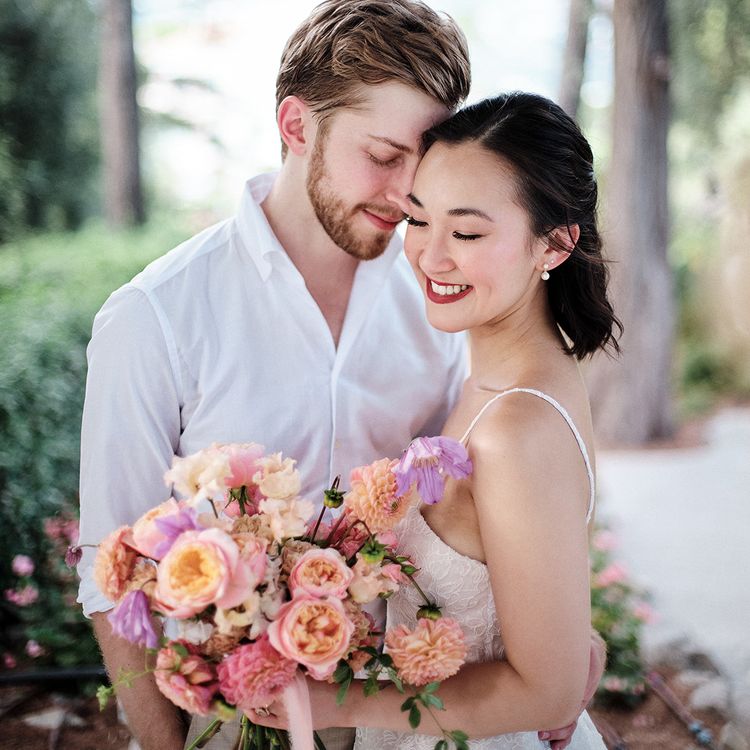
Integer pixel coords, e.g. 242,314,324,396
404,140,547,334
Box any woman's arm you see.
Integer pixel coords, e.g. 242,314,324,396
256,397,595,737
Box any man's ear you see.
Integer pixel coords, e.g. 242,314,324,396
277,96,311,157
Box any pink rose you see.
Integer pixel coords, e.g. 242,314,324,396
592,529,618,552
11,555,34,577
217,635,297,711
594,562,629,588
154,640,218,715
25,640,44,659
288,548,353,599
154,528,261,617
222,443,266,490
348,556,401,604
131,499,181,558
267,595,354,680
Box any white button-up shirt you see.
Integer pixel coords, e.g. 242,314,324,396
77,173,466,616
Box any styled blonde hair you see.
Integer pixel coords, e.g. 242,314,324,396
276,0,471,157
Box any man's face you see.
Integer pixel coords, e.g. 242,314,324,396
305,82,450,261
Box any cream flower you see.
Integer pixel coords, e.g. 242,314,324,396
164,446,231,505
253,453,301,499
258,496,314,542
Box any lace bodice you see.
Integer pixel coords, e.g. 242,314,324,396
354,389,606,750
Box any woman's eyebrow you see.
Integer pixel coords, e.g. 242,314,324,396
407,194,493,222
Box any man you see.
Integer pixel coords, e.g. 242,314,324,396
77,2,600,749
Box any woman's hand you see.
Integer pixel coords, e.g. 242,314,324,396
246,677,353,731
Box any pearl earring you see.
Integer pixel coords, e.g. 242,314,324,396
541,263,550,281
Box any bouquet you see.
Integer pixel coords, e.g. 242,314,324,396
79,437,473,750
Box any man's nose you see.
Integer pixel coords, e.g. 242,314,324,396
384,163,418,215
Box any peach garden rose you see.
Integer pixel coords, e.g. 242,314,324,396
288,547,353,599
267,595,355,680
154,528,260,617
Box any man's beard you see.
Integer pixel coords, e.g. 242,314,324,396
306,133,396,261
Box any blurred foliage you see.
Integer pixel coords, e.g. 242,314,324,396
0,0,99,242
590,527,651,708
0,218,189,667
671,0,750,144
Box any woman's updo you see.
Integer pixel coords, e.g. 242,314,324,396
422,92,621,359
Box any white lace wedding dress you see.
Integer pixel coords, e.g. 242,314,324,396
354,389,607,749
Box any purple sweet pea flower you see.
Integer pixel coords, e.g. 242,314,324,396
393,436,473,505
107,590,158,649
152,507,201,558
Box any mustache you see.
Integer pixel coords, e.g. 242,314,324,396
357,204,405,223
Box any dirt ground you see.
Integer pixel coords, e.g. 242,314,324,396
0,667,729,750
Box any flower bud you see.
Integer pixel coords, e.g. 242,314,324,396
416,604,442,621
323,489,345,509
360,539,386,565
65,546,83,567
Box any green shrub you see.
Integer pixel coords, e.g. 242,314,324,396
0,218,188,667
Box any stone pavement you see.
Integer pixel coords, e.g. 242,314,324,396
596,407,750,733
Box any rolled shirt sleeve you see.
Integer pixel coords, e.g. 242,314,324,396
77,285,182,616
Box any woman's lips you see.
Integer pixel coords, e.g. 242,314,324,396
425,277,473,304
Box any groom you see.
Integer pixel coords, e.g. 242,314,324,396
76,2,601,749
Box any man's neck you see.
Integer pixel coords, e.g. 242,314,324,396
262,167,359,347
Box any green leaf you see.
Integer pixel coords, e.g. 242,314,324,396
171,641,189,659
400,697,415,711
335,677,351,706
422,693,444,710
424,681,440,693
96,685,113,710
449,730,469,750
378,653,393,668
332,661,353,684
363,677,380,697
434,741,448,750
408,705,422,729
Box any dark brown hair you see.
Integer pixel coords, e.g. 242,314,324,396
276,0,471,158
423,92,622,359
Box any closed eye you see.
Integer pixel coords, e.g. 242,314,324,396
453,231,482,241
368,153,401,168
405,216,428,227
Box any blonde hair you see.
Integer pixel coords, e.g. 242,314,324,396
276,0,471,157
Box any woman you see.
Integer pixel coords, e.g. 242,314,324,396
254,92,619,748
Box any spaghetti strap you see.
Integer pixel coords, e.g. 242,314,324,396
459,387,596,524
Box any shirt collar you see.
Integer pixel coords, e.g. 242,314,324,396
233,172,403,283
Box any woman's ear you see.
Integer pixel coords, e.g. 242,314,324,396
537,224,580,273
277,96,311,157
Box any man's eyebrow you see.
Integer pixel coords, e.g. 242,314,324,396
367,135,413,154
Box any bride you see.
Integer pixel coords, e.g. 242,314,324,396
253,91,620,748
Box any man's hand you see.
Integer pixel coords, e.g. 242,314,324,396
537,629,606,749
92,611,188,750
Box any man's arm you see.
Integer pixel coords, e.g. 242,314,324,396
93,612,187,750
78,286,184,747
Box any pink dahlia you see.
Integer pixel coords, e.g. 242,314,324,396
385,617,467,686
154,640,218,716
217,635,297,712
344,458,413,534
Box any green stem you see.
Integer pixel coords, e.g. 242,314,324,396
208,498,219,519
184,718,222,750
276,730,291,750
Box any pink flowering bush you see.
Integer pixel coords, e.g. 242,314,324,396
590,525,652,706
1,508,99,673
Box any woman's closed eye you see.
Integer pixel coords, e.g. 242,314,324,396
405,215,428,227
452,231,483,241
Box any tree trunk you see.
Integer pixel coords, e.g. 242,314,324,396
98,0,144,227
586,0,674,445
559,0,592,119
